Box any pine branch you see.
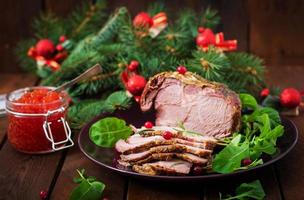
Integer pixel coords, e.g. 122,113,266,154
201,7,221,30
187,48,231,82
14,39,37,72
147,1,166,16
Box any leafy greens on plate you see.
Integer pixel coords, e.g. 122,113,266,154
213,93,284,173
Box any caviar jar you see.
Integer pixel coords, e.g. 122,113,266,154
6,86,74,154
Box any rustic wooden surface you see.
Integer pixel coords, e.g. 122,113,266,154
0,67,303,199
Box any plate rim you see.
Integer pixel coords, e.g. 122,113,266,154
78,115,298,181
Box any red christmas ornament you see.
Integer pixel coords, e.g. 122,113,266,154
53,51,68,62
177,66,187,75
196,28,216,47
133,12,153,28
198,27,205,33
126,75,147,95
260,88,270,98
128,60,139,71
59,35,66,43
56,44,64,51
280,88,301,108
35,39,55,59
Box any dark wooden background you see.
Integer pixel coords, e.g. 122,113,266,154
0,0,304,73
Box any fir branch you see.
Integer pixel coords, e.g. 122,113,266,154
14,39,37,72
147,1,166,16
187,48,231,82
202,7,221,30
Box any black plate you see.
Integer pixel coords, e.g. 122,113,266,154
78,106,298,182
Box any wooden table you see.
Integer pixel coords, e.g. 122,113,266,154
0,66,303,200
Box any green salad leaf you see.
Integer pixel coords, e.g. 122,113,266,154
220,180,266,200
239,93,258,110
213,93,284,173
89,117,132,147
70,169,105,200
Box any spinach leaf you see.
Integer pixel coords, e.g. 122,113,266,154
249,107,281,128
70,169,105,200
239,93,258,110
213,135,250,173
220,180,266,200
89,117,132,147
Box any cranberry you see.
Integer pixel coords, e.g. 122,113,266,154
163,131,173,140
193,165,203,175
127,60,140,71
56,44,64,51
39,190,48,200
242,158,252,166
144,121,153,129
177,66,187,75
198,27,205,33
59,35,66,43
260,88,270,98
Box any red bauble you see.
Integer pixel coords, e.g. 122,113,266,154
56,44,64,51
280,88,301,108
196,28,216,47
128,60,140,71
59,35,66,43
177,66,187,75
36,39,55,59
133,12,153,28
126,75,147,95
260,88,270,98
198,27,205,33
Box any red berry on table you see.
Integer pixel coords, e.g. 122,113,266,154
133,12,153,28
260,88,270,97
193,165,203,175
59,35,66,43
56,44,64,51
127,60,140,71
242,158,252,166
144,121,153,128
126,75,147,95
36,39,55,59
198,27,205,33
39,190,48,200
177,66,187,74
280,88,301,108
163,131,173,140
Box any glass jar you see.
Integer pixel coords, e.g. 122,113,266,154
6,86,74,154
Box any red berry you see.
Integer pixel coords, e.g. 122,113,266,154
39,190,48,200
126,75,147,95
198,27,205,33
163,131,173,140
260,88,270,98
56,44,64,51
242,158,252,166
193,165,203,175
59,35,66,43
128,60,140,71
36,39,55,58
133,12,153,28
144,121,153,128
177,66,187,75
280,88,301,108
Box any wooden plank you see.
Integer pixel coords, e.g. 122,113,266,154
45,0,85,17
127,180,203,200
0,73,36,146
50,141,126,200
203,167,282,200
0,0,42,73
248,1,304,65
265,65,304,200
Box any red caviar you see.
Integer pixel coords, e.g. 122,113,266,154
6,87,69,153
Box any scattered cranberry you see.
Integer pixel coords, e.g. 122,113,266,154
163,131,173,140
260,88,270,98
193,165,203,175
128,60,140,71
56,44,64,51
177,66,187,75
198,27,205,33
59,35,66,43
39,190,48,200
242,158,252,166
144,121,153,129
